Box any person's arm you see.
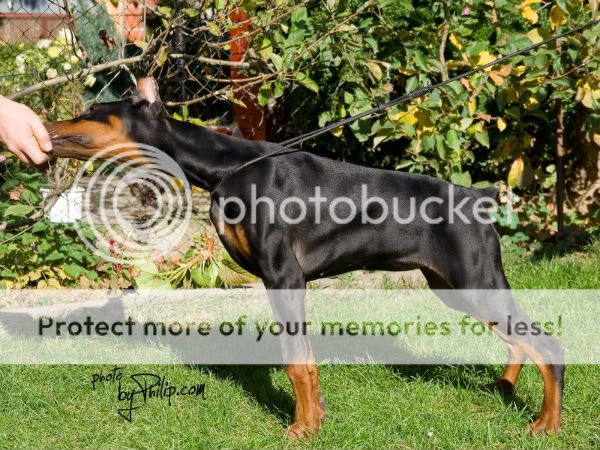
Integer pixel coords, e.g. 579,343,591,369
0,96,52,165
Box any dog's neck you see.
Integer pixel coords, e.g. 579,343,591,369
134,117,271,191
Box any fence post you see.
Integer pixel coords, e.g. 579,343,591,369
229,7,266,140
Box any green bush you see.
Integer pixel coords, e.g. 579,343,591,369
222,0,600,240
0,32,86,120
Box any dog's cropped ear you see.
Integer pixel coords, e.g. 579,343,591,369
132,77,162,116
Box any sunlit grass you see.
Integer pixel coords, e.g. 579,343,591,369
0,241,598,449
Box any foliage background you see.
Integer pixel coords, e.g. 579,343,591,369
228,0,600,238
0,0,599,287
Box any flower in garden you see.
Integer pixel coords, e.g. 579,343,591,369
108,239,116,255
56,28,74,45
47,46,61,59
36,39,52,49
83,74,96,88
62,62,72,71
15,54,26,73
70,55,80,64
462,7,471,15
46,68,58,79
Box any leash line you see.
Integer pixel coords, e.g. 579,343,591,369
222,18,599,182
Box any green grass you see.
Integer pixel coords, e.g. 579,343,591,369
1,241,599,449
503,239,600,289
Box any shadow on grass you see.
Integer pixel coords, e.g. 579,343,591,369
529,230,598,261
191,365,295,425
188,363,536,427
385,364,536,418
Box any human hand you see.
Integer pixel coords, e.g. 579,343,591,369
0,96,52,165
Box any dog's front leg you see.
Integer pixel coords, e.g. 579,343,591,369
263,262,324,438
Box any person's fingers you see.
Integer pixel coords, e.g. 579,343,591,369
6,145,34,165
30,117,52,152
21,136,48,165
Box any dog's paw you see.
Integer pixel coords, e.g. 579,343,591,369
494,379,515,394
482,379,514,396
527,416,561,436
287,422,319,439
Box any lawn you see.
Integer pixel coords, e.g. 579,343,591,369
0,241,599,449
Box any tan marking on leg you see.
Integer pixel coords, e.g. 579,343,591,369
518,342,563,434
499,344,526,387
489,326,527,390
221,223,251,258
234,224,251,257
285,362,323,438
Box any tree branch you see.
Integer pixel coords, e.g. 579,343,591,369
8,55,145,101
438,2,449,82
165,72,278,107
168,53,254,68
438,23,449,81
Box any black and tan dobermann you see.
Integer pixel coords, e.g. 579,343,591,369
45,78,564,437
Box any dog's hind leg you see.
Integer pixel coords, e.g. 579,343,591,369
495,343,527,393
422,264,564,434
262,251,324,438
483,296,564,435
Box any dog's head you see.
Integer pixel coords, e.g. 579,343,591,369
45,77,163,160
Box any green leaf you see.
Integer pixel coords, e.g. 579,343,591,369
294,72,319,94
451,172,472,187
366,61,383,81
405,76,418,93
135,272,172,289
412,50,428,70
446,130,461,152
218,258,256,286
156,47,168,67
435,135,446,158
475,129,490,148
344,91,354,105
191,266,212,287
45,250,65,262
396,160,413,169
184,8,199,17
422,135,435,151
269,53,283,71
291,7,308,28
157,6,173,18
258,84,272,106
318,111,333,127
63,263,84,279
134,262,171,289
31,221,48,233
286,30,305,48
4,204,34,218
256,36,272,60
206,21,222,37
0,269,17,278
273,80,284,98
133,40,148,50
